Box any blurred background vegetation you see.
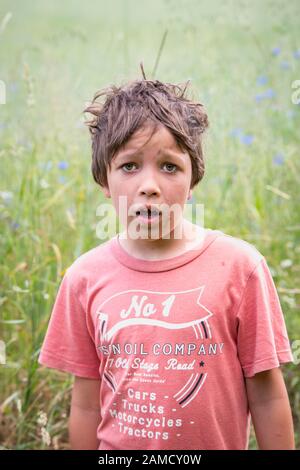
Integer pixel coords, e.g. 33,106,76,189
0,0,299,449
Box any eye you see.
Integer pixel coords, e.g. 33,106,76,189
121,162,137,172
163,162,178,173
119,162,179,173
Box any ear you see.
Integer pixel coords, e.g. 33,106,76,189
187,190,192,201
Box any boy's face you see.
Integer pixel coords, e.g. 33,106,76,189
103,123,193,241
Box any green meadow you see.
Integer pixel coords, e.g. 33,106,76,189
0,0,299,449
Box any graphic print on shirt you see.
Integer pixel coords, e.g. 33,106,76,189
96,286,224,443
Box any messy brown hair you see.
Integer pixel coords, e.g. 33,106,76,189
84,72,209,190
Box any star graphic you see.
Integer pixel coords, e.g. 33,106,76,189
199,361,205,367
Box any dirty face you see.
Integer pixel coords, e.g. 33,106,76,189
103,123,193,249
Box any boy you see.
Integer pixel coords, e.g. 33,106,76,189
38,75,295,450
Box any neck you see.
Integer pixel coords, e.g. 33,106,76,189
118,219,205,260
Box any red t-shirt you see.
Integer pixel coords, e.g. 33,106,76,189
38,228,294,450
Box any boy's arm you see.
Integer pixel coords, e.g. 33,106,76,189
69,376,101,450
245,367,295,449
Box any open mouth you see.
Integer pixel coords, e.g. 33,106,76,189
136,208,161,218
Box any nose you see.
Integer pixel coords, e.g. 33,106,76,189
137,168,161,197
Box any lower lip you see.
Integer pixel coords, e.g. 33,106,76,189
136,213,162,224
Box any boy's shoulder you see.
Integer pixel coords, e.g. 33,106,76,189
212,229,265,269
63,237,115,283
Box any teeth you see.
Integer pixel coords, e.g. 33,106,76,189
138,208,159,216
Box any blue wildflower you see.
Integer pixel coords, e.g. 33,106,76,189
11,221,20,230
58,161,69,170
229,128,243,138
230,129,254,146
280,61,290,69
9,82,18,93
255,88,276,102
240,134,254,145
255,94,264,102
256,75,268,86
293,50,300,59
273,153,285,166
58,175,67,184
272,47,281,56
264,88,276,98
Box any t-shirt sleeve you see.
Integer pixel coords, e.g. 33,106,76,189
236,256,294,378
38,270,100,379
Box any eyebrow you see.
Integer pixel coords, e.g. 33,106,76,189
114,148,186,163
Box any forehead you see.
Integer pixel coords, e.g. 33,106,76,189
116,124,182,157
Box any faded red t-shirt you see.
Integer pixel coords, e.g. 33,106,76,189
38,228,294,450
